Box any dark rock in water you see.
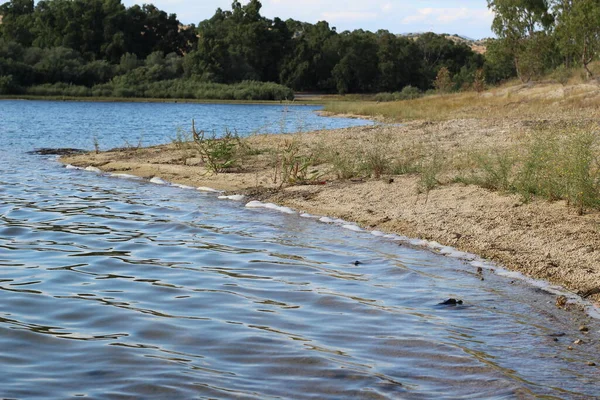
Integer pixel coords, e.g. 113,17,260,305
439,298,463,306
353,261,363,266
555,295,568,308
28,148,87,156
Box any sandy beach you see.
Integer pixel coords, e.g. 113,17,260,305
60,98,600,307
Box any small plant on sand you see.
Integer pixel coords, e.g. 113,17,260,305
121,135,144,155
361,130,393,179
324,145,363,180
558,128,600,214
462,149,517,192
171,128,194,165
191,120,242,174
273,138,320,187
92,134,100,154
418,147,444,195
514,132,561,202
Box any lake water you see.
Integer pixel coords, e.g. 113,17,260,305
1,100,600,399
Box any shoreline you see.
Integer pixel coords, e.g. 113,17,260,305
0,95,325,106
59,119,600,307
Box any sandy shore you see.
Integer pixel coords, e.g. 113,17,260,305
60,117,600,305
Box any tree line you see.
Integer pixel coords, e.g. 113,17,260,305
488,0,600,82
0,0,514,99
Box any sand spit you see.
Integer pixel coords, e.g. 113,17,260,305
60,118,600,306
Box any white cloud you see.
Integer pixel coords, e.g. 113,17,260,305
322,11,378,22
402,7,493,27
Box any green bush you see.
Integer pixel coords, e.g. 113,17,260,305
373,86,423,102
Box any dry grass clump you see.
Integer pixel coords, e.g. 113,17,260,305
457,124,600,214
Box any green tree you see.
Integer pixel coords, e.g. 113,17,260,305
331,30,379,93
376,31,420,92
487,0,555,81
0,0,34,46
190,1,292,83
554,0,600,78
483,38,517,83
434,66,452,93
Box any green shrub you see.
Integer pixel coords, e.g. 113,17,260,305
191,120,243,174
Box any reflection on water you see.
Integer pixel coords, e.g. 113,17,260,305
1,101,599,399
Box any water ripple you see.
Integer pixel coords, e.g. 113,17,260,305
1,102,600,398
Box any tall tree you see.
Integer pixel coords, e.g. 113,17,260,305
0,0,34,45
189,0,291,83
554,0,600,77
487,0,554,81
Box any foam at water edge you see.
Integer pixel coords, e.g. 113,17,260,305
219,194,246,201
319,216,347,224
65,164,82,170
245,200,296,214
111,173,141,180
172,183,195,190
197,186,223,193
300,213,318,218
342,224,363,232
84,166,102,173
149,177,169,185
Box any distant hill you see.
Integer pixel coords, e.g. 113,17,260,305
400,33,487,54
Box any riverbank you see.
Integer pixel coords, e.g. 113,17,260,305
60,107,600,305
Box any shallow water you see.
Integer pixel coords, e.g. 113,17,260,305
1,100,600,399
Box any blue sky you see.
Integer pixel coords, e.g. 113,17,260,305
122,0,495,39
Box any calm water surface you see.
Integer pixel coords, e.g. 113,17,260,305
1,100,599,399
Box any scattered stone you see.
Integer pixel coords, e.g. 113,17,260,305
353,261,363,266
439,298,463,306
553,338,559,342
451,232,462,240
555,295,568,308
574,339,584,345
579,325,589,332
588,361,597,366
387,178,394,184
477,267,483,274
568,346,574,350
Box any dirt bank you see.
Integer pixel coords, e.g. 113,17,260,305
60,116,600,305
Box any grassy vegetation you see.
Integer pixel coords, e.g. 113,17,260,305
13,80,295,102
456,124,600,214
323,65,600,122
146,76,600,214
